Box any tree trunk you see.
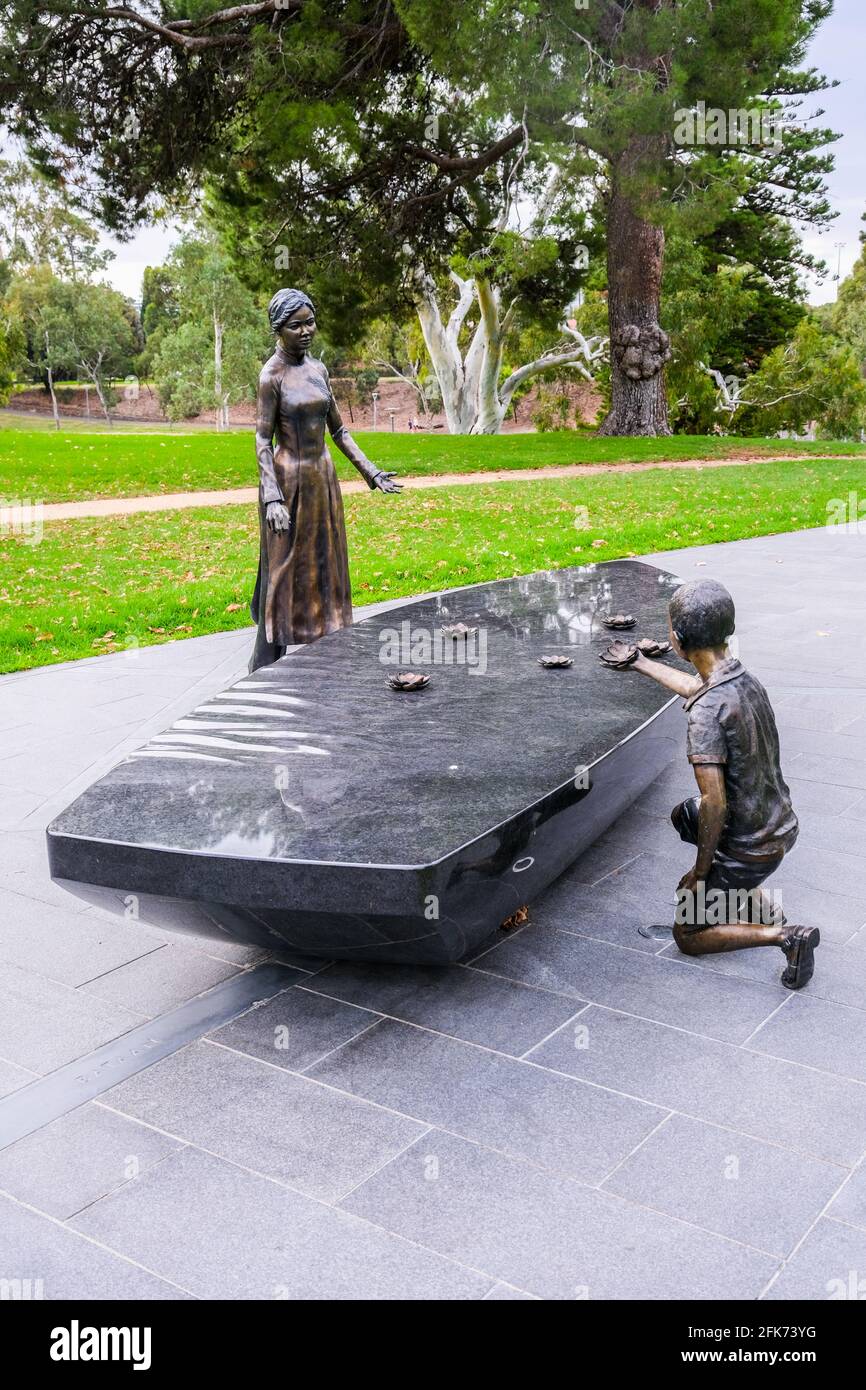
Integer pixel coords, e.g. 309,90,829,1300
213,306,224,432
599,147,672,436
469,277,506,434
41,329,61,429
79,358,112,423
91,367,112,423
414,269,478,433
46,367,60,430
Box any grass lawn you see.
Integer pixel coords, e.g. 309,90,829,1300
2,456,864,673
2,419,865,504
0,410,212,435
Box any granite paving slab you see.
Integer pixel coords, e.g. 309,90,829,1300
0,1058,36,1099
101,1038,428,1202
0,886,163,987
340,1129,778,1300
1,829,102,909
79,940,242,1017
71,1144,493,1300
0,785,45,829
749,875,866,943
306,1016,666,1184
208,984,382,1073
509,884,668,956
0,1102,184,1219
775,723,866,767
778,841,866,901
781,776,866,818
483,1283,539,1300
658,934,866,1010
573,847,690,908
0,959,144,1073
528,1004,866,1166
763,1218,866,1301
826,1163,866,1231
471,926,787,1042
600,1112,846,1257
0,1192,190,1299
787,751,866,791
299,960,582,1055
784,807,866,859
747,993,866,1083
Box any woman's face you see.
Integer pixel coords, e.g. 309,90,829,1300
279,306,316,356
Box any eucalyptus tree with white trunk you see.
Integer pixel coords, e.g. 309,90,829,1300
414,268,607,434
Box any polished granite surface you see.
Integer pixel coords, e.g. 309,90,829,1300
49,562,683,869
47,560,686,960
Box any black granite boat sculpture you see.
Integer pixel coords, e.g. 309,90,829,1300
47,560,685,964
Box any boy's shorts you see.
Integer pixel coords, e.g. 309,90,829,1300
671,796,785,930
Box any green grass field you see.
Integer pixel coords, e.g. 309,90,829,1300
2,419,864,504
0,410,214,435
3,456,864,673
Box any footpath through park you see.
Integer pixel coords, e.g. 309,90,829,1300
37,453,866,521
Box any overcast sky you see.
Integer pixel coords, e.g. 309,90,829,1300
797,0,865,302
18,0,866,306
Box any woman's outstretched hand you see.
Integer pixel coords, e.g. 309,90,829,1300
373,471,402,494
266,501,291,533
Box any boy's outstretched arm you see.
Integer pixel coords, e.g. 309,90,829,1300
630,651,703,699
678,763,727,895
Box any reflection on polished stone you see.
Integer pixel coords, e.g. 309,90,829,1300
48,561,686,964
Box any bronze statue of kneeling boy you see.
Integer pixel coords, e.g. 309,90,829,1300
603,578,818,989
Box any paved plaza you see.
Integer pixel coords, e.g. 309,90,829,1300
1,524,866,1300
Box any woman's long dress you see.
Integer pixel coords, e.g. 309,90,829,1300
249,348,380,672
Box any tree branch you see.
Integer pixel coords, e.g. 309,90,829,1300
400,126,524,173
500,335,608,409
445,271,475,347
58,2,301,51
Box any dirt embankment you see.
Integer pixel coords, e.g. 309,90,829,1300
7,374,602,431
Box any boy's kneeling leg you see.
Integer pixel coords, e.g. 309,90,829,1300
672,922,704,956
674,918,786,956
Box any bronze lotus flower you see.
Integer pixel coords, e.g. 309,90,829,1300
441,622,478,640
501,904,530,931
636,638,671,658
599,640,639,669
538,654,574,669
387,671,431,692
603,613,636,630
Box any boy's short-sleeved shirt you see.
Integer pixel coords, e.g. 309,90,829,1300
684,658,798,860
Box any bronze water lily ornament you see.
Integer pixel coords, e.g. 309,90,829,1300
441,622,478,640
603,613,637,630
538,654,574,669
636,637,672,658
387,671,430,692
599,640,639,668
501,905,530,930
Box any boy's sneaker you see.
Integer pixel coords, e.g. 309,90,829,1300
780,926,820,990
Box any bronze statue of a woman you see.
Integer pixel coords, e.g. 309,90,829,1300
249,288,401,672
